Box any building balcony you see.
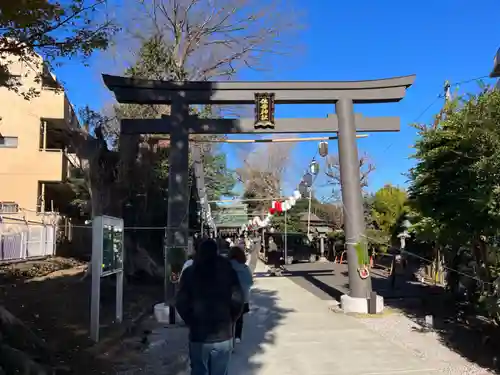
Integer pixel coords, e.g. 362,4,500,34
39,117,82,180
39,87,65,120
39,87,78,123
38,149,82,182
37,149,66,182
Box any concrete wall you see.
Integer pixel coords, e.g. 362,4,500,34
0,56,73,222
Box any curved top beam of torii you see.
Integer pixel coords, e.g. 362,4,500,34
102,74,416,105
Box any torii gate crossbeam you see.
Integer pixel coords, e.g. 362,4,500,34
103,74,415,316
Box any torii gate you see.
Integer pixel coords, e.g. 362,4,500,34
103,74,415,314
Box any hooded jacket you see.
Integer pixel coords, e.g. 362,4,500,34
176,245,244,343
230,260,253,303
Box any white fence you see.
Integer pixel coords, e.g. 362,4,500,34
0,223,56,263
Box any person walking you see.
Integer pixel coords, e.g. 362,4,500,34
228,247,253,345
267,236,281,276
176,239,244,375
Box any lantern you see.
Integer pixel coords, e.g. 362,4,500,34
310,160,320,175
303,172,313,187
318,141,329,157
299,181,308,196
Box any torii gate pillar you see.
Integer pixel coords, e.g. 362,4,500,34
337,98,372,300
103,74,415,315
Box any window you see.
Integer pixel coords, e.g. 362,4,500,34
0,136,18,148
0,202,19,214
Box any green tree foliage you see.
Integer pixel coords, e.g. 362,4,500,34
271,202,304,233
204,153,236,202
0,0,116,95
409,89,500,245
371,184,408,241
408,87,500,321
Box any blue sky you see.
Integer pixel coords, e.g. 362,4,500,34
55,0,500,201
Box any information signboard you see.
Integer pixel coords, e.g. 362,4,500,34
102,223,124,276
90,216,124,342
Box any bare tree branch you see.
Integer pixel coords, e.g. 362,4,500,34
109,0,304,81
325,153,376,199
236,139,295,211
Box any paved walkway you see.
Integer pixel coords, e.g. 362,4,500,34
231,261,439,375
119,260,492,374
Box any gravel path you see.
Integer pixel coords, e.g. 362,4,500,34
356,312,495,375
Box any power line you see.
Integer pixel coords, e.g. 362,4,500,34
412,94,443,124
451,75,489,87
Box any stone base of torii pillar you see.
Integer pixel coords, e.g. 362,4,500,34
340,294,384,314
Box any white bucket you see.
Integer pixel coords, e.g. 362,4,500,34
153,302,183,324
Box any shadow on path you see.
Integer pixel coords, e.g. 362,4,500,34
230,287,293,374
284,261,500,374
114,285,293,374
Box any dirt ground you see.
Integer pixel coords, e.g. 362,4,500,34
0,257,163,374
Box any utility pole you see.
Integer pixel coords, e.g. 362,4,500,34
307,187,312,237
490,48,500,78
284,207,288,264
432,81,451,129
430,81,452,283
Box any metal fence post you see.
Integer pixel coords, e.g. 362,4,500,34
24,228,29,259
52,225,56,256
42,224,47,256
21,231,26,259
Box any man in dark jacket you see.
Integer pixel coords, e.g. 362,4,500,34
176,239,244,375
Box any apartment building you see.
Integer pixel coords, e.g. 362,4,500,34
0,56,79,223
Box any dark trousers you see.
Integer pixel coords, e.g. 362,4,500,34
234,303,249,340
235,314,244,340
267,251,281,268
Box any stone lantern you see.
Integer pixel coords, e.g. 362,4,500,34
397,219,412,250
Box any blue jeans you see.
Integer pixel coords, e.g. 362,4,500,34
189,339,233,375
